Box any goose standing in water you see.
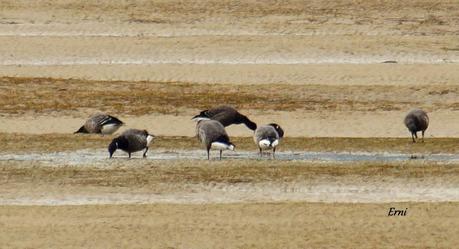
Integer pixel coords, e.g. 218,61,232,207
108,129,155,158
196,120,235,160
404,109,429,143
75,113,124,135
254,123,284,159
192,105,257,131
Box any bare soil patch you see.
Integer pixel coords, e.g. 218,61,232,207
2,202,458,248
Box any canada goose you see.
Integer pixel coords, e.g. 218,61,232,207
75,113,124,135
108,129,155,158
404,109,429,143
192,105,257,130
254,123,284,159
196,120,235,160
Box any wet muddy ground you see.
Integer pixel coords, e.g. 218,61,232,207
2,148,459,165
2,148,459,205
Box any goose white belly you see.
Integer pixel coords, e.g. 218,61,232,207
259,139,279,149
211,142,234,151
101,124,121,134
146,135,154,146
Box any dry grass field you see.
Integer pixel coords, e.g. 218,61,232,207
1,0,459,248
3,77,459,115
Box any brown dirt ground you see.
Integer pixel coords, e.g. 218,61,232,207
1,0,458,37
1,202,459,249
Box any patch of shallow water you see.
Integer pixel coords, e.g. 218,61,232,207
1,149,459,165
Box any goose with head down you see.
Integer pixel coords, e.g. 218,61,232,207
192,105,257,131
254,123,284,159
108,129,155,158
404,109,429,143
196,120,235,160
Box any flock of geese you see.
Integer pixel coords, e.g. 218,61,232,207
75,105,429,160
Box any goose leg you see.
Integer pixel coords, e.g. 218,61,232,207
219,150,222,160
272,147,276,159
143,147,149,158
411,132,416,143
128,152,131,158
259,148,262,158
422,130,425,143
207,149,210,160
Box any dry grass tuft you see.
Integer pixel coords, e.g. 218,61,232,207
2,159,458,188
1,77,459,116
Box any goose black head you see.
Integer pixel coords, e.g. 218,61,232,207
246,119,257,131
108,140,118,158
108,137,128,158
74,126,89,134
240,115,257,130
268,123,284,138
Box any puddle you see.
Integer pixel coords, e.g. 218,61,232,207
1,149,459,165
